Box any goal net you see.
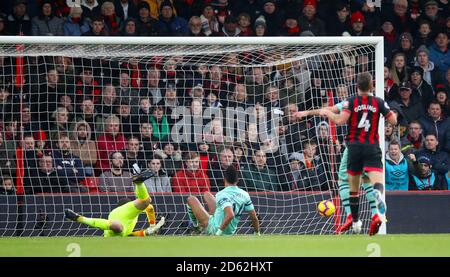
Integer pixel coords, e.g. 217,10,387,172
0,37,384,236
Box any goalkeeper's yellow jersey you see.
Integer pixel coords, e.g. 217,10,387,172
103,201,141,237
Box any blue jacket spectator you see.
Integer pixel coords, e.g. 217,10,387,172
428,31,450,82
64,7,90,36
386,141,409,191
157,1,188,36
409,156,446,190
53,133,85,185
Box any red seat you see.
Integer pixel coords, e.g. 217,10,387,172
80,177,100,193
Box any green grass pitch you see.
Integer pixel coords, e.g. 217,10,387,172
1,234,450,257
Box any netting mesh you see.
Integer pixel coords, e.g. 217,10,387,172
0,40,378,236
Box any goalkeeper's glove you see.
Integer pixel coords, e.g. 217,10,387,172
215,229,223,236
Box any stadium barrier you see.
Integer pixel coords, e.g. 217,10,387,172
0,191,448,236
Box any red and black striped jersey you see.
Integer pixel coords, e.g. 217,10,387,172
342,95,394,145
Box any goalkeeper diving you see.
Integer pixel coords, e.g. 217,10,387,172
186,165,261,236
65,170,165,237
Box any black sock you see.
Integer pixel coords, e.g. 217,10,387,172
350,191,360,222
374,183,384,194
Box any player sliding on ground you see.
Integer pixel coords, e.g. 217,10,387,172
319,72,397,235
186,165,260,236
295,100,386,234
65,170,165,237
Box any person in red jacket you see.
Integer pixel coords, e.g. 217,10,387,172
96,115,126,173
172,151,210,193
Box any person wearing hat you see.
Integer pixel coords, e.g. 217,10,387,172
280,10,300,36
393,80,425,123
254,16,267,36
349,11,370,36
136,1,159,36
409,154,446,190
157,0,188,36
414,45,441,87
298,0,326,36
258,0,284,36
81,0,100,23
409,66,435,110
419,0,447,34
6,0,31,35
378,14,398,62
390,0,416,35
392,32,416,67
428,30,450,81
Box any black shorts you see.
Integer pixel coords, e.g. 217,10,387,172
346,144,383,176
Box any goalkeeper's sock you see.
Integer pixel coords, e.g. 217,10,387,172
349,191,360,222
130,230,146,237
362,183,378,216
187,204,198,227
135,181,150,201
338,182,351,217
145,204,156,225
77,216,110,230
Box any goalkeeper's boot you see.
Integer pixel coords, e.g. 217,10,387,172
64,209,80,222
352,220,362,234
369,214,382,236
146,216,166,235
374,189,387,215
132,169,155,183
336,214,353,234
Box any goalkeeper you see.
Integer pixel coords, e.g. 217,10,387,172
186,165,260,236
295,101,385,234
65,170,165,237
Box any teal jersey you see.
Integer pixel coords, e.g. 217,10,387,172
209,186,254,235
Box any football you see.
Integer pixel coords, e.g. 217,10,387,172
317,200,335,217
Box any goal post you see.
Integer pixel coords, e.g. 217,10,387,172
0,36,386,236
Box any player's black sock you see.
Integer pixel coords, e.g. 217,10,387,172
349,192,360,222
374,183,384,194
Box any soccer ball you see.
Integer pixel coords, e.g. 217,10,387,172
317,200,335,217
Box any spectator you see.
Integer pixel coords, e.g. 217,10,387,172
258,0,283,36
187,16,205,36
118,71,139,113
208,145,236,191
378,15,398,62
121,17,138,36
390,52,410,85
144,155,171,192
143,68,163,105
385,121,400,149
49,107,71,143
241,149,279,191
138,121,157,155
6,0,31,36
291,140,327,191
144,0,177,20
0,15,7,36
122,136,146,173
98,151,133,192
25,154,72,194
393,81,424,123
37,68,61,131
414,133,450,176
414,45,441,86
64,7,90,36
150,104,170,142
385,65,399,101
82,15,108,36
156,141,182,177
70,120,97,177
114,0,138,21
96,115,127,173
389,0,416,35
428,31,450,81
0,131,15,177
280,11,300,36
409,155,446,190
172,151,210,193
435,85,450,117
415,19,434,47
0,83,13,121
216,15,240,37
348,11,371,36
254,17,267,36
0,175,15,195
401,120,425,155
74,98,103,139
53,132,86,186
81,0,100,22
31,0,64,36
410,66,435,111
419,100,450,147
200,3,219,36
75,68,101,104
97,83,118,116
419,0,446,33
157,1,188,36
116,100,138,137
326,1,351,36
283,103,307,154
298,0,326,36
386,140,410,191
101,1,122,35
136,1,158,36
237,12,253,36
231,0,261,24
394,32,416,67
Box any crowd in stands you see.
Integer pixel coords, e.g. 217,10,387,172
0,0,449,195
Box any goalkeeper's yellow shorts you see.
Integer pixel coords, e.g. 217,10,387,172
104,201,141,237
